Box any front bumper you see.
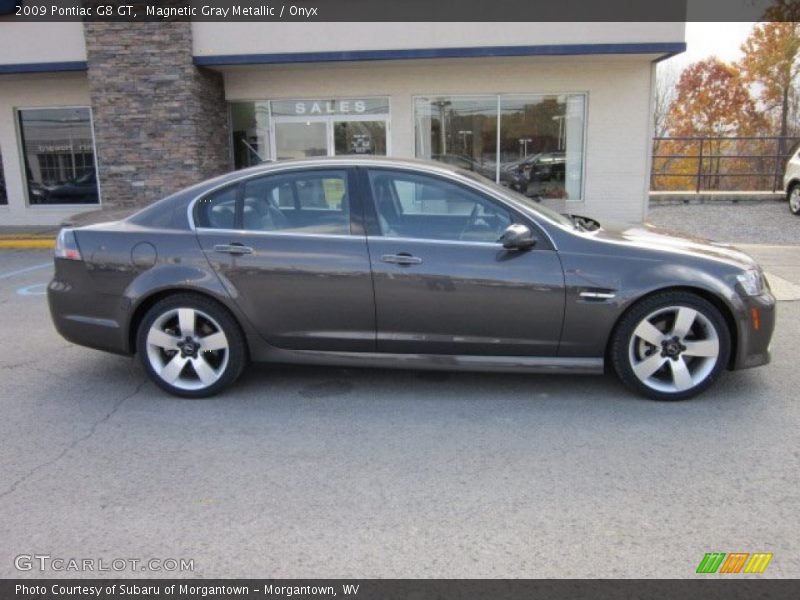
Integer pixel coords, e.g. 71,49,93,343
732,290,776,370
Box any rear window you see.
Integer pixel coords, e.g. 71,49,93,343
195,186,237,229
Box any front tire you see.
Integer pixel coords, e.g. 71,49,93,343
136,294,246,398
610,292,731,401
788,183,800,215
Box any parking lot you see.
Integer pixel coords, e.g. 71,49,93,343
0,239,798,578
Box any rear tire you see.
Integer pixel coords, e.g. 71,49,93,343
610,291,731,401
136,294,246,398
788,183,800,215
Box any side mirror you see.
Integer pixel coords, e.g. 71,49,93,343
499,223,536,250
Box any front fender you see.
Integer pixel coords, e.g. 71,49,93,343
558,253,747,358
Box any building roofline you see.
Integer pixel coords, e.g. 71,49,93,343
0,61,88,74
193,42,687,67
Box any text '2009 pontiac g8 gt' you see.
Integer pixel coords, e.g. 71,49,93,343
48,157,775,400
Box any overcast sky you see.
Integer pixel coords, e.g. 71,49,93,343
660,22,757,74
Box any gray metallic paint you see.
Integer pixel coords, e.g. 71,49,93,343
48,157,775,377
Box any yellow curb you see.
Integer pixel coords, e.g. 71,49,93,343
0,239,55,249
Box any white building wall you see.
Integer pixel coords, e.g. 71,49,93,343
0,21,86,65
0,73,95,226
222,55,655,223
193,22,684,56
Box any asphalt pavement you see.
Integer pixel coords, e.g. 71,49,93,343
0,247,798,579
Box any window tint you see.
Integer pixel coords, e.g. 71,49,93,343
368,170,513,242
195,185,237,229
242,170,350,235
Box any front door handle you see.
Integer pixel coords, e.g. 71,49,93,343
381,253,422,266
214,243,253,255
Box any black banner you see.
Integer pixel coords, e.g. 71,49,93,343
1,0,799,22
2,579,800,600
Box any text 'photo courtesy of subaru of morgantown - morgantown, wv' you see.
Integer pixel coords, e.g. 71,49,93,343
47,157,776,401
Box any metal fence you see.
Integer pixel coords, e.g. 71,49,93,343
651,136,800,193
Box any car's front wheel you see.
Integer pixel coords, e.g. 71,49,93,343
788,183,800,215
136,294,246,398
610,292,731,401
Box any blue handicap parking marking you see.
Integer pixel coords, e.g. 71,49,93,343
16,283,48,296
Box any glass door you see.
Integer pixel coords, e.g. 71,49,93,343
272,116,390,159
333,120,387,156
273,120,328,160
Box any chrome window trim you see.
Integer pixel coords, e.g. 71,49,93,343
195,227,355,240
366,236,503,248
194,228,505,248
186,159,559,250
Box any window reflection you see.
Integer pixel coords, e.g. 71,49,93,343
415,94,585,201
18,107,99,205
414,96,498,183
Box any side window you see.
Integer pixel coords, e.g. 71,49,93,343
368,170,513,242
195,185,237,229
242,169,350,235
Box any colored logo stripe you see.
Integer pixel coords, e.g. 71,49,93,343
744,553,773,574
697,553,726,574
697,552,773,574
719,553,749,573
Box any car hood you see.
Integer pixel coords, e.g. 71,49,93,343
589,220,759,270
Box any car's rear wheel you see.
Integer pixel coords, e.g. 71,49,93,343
610,292,731,401
137,294,246,398
789,183,800,215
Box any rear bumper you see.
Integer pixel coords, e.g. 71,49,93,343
47,260,131,355
733,291,776,370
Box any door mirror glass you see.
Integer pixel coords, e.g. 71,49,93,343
499,223,536,250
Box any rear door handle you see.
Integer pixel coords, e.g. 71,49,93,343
381,253,422,266
214,243,253,255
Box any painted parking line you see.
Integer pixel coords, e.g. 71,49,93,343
0,262,52,280
17,283,48,296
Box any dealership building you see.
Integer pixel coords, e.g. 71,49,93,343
0,20,685,226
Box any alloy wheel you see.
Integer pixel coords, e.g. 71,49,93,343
145,307,230,391
627,305,720,394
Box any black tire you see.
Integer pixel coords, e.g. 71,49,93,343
610,291,731,401
788,183,800,215
136,293,246,398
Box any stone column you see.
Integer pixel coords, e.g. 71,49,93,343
83,21,230,210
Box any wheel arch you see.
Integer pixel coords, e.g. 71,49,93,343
605,285,739,370
127,287,247,356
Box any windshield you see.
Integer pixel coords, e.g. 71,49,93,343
456,168,576,229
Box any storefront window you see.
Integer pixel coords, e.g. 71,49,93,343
414,96,497,181
17,107,99,205
230,98,390,168
0,147,7,205
415,94,586,200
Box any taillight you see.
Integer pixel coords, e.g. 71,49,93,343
55,228,82,261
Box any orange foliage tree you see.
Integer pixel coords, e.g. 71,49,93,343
739,22,800,148
656,58,763,190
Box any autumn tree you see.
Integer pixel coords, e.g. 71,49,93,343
739,21,800,150
667,58,760,137
663,58,762,189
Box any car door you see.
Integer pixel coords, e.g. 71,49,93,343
362,167,565,356
194,167,376,352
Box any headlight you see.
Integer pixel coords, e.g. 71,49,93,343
736,269,765,296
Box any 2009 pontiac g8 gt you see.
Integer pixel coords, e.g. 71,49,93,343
48,157,775,400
